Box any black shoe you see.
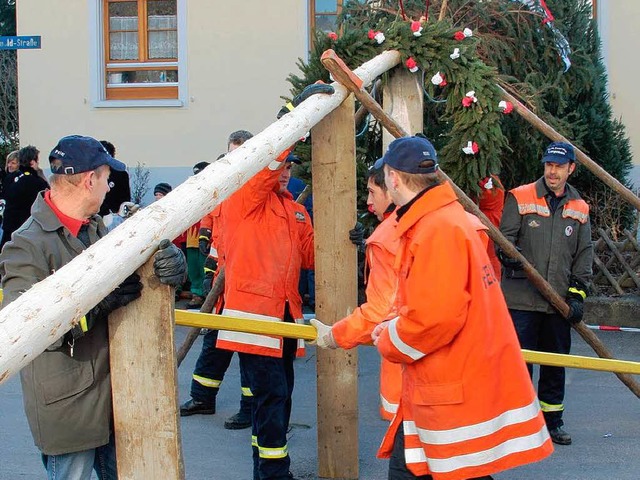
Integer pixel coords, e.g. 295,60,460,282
180,399,215,417
548,426,572,445
224,411,252,430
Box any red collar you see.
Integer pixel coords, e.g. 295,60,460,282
44,190,89,237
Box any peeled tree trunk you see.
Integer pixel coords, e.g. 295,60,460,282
0,50,403,385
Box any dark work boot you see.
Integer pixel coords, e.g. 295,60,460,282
180,398,215,417
224,395,252,430
548,426,572,445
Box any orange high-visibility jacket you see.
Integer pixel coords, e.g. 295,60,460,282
332,210,402,420
216,158,314,358
376,182,552,480
477,175,505,276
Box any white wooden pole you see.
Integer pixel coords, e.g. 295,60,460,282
0,50,401,385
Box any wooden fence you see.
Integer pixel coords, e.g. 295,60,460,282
593,226,640,296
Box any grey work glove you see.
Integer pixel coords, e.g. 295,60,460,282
153,239,187,288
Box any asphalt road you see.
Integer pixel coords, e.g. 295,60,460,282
1,327,639,479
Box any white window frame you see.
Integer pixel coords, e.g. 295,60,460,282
88,0,188,108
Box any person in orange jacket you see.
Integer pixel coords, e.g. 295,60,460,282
371,136,552,480
311,165,402,421
214,147,314,480
180,130,256,431
476,175,505,276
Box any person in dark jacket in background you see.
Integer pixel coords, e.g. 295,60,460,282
98,140,131,216
498,141,593,446
0,134,186,480
0,145,49,249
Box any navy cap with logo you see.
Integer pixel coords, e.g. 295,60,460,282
49,135,126,175
541,141,575,165
373,136,439,174
286,153,302,165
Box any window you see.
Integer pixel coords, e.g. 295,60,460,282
103,0,178,100
309,0,343,47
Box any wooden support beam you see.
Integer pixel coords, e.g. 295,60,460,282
382,67,424,150
321,49,640,399
109,260,184,479
313,94,359,479
498,84,640,212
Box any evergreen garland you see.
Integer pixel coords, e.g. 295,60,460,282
285,0,634,232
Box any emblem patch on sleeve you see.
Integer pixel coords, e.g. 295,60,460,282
295,212,306,222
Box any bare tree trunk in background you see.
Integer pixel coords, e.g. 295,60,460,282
0,50,18,150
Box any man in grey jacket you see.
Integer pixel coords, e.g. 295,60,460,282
498,141,593,447
0,135,186,480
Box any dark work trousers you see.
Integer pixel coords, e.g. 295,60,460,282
190,329,252,413
510,309,571,429
240,312,297,480
389,426,493,480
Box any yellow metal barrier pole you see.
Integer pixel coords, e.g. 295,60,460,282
174,310,640,375
521,349,640,375
174,310,317,341
5,288,635,376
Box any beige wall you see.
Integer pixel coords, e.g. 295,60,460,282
599,1,640,173
17,1,308,169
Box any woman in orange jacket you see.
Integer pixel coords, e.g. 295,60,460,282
371,136,552,480
312,166,402,420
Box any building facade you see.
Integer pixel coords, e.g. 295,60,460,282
15,1,639,205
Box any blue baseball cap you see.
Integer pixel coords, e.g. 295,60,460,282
541,141,575,164
49,135,126,174
374,136,439,174
286,153,302,165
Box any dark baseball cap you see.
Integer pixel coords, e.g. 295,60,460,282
49,135,126,175
286,153,302,165
374,136,439,174
541,142,575,164
193,161,210,175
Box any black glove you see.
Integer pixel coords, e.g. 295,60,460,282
76,273,143,338
497,246,523,271
349,222,365,248
202,255,218,297
566,276,588,324
153,239,187,288
277,83,335,119
198,228,212,257
566,295,584,324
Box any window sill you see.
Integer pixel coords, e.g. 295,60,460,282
91,99,185,108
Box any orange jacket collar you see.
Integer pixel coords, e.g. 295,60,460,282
395,181,458,238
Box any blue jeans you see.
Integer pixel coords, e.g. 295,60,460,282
42,435,117,480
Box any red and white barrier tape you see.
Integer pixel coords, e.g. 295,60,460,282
586,325,640,333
